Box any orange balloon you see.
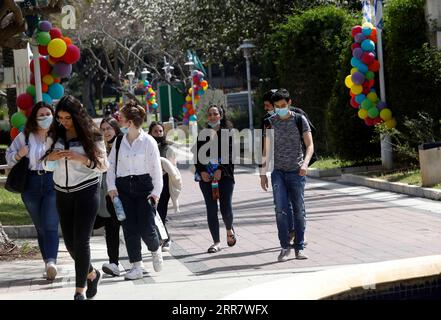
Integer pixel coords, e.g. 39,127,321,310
63,37,72,46
53,78,61,83
42,83,49,92
188,109,195,115
10,127,19,140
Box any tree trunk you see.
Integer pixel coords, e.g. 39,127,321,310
0,222,13,251
2,47,17,122
82,75,96,117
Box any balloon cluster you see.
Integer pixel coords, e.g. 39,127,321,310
182,70,208,125
345,22,396,129
11,20,80,140
142,80,158,111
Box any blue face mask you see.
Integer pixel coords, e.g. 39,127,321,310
275,107,289,117
208,120,220,128
37,115,53,129
120,127,129,134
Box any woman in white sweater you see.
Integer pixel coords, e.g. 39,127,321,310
106,101,163,280
42,95,108,300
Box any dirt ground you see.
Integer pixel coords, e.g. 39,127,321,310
0,239,41,262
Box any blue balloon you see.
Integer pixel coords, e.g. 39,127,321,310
362,27,372,36
48,83,64,100
355,94,366,104
18,125,24,133
144,80,149,87
152,103,158,109
42,93,53,105
182,107,187,113
361,40,375,52
189,115,197,121
357,63,369,74
351,57,362,68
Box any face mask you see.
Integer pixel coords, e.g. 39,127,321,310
268,110,276,116
120,127,129,134
154,136,165,143
37,115,53,129
208,120,220,128
275,107,289,117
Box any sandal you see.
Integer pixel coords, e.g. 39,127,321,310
227,229,237,247
207,243,221,253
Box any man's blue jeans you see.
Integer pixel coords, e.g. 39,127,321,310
21,172,59,263
271,169,306,250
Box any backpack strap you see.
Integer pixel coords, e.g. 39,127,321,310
294,113,304,139
114,135,123,175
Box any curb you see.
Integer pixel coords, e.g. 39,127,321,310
3,225,105,239
341,174,441,201
308,165,383,178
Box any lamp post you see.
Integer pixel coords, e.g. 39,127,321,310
184,60,195,111
163,57,175,128
185,60,197,144
141,68,151,122
124,71,135,105
238,39,256,131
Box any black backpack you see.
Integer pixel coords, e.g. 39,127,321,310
292,108,318,166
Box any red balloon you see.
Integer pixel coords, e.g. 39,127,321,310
368,79,375,87
369,60,380,72
49,27,63,39
39,45,49,56
363,81,372,91
361,52,375,65
53,77,61,83
10,127,19,140
351,43,361,51
62,45,81,64
365,117,375,126
349,91,356,98
350,97,359,109
373,116,383,125
16,93,34,110
351,26,362,37
362,87,371,95
30,57,51,76
42,83,49,93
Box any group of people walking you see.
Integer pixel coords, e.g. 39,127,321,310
5,87,314,299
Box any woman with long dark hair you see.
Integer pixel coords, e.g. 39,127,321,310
6,102,59,280
42,95,108,300
93,117,123,276
195,105,237,253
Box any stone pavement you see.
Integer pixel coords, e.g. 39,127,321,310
1,165,441,300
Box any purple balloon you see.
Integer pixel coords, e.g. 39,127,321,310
377,101,388,110
351,72,365,85
38,21,52,32
353,47,364,60
52,62,72,78
354,33,366,43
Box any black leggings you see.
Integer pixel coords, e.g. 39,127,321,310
56,183,99,288
93,195,121,265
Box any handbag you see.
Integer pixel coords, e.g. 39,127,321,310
5,135,30,193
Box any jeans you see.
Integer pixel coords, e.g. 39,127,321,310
271,169,306,250
93,195,121,265
56,183,99,288
199,177,234,243
116,175,159,263
21,172,59,264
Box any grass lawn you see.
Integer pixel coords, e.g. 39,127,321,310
364,169,441,190
311,157,380,170
0,188,31,225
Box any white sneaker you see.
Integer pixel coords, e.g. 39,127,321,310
151,249,163,272
46,262,58,280
102,263,120,277
277,248,291,262
161,239,171,252
124,266,143,280
295,249,308,260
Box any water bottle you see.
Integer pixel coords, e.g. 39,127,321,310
211,180,220,201
112,196,126,221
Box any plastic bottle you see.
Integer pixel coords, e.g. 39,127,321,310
211,180,220,200
112,196,126,221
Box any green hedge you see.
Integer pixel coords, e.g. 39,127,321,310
263,6,357,154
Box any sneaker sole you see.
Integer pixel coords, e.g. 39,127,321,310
46,266,57,280
124,275,143,281
102,266,120,277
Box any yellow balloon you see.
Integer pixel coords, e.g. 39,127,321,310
380,108,392,121
367,92,378,102
358,109,368,120
48,38,67,58
362,22,374,29
350,68,358,75
385,118,397,129
189,88,193,94
345,75,354,89
43,74,54,86
185,96,192,102
351,84,363,95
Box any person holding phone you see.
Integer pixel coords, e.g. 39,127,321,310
106,101,164,280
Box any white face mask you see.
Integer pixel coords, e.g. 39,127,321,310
208,120,220,128
37,115,53,129
120,127,129,134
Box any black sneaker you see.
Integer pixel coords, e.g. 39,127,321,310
74,292,86,300
86,269,101,299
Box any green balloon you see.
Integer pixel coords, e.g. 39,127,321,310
36,32,51,46
26,85,36,97
365,71,375,80
368,107,379,119
11,112,27,128
361,99,372,110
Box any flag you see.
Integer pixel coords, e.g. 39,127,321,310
361,0,373,24
187,50,207,76
374,0,384,30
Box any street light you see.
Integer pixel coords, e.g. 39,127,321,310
162,57,175,128
141,68,150,81
184,60,195,112
238,39,256,131
125,71,135,95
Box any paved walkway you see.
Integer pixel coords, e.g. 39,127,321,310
1,165,441,300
